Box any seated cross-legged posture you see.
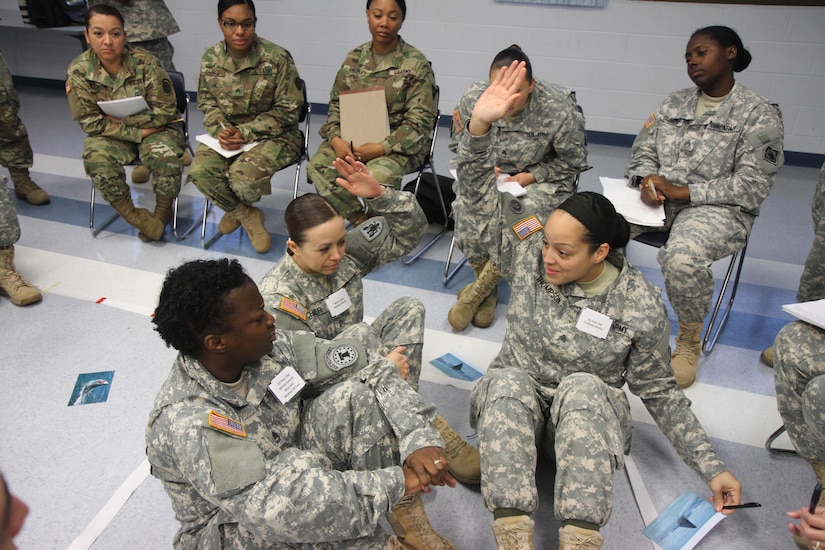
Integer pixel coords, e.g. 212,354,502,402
66,4,185,242
306,0,436,226
188,0,303,254
456,61,744,550
260,155,481,486
147,258,458,549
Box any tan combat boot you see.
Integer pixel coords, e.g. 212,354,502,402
182,150,192,166
218,210,241,235
131,164,151,184
448,260,499,331
558,524,603,550
232,202,271,253
492,515,534,550
761,346,774,367
387,494,455,550
110,194,164,241
0,246,42,306
138,195,174,242
473,283,499,328
432,415,480,485
9,167,50,205
672,321,703,388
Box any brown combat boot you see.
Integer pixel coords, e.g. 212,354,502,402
232,202,271,253
672,321,703,388
9,167,50,205
138,195,174,242
387,494,455,550
448,259,500,331
473,284,498,328
761,346,774,367
131,164,151,184
110,195,164,241
492,516,535,550
218,210,241,234
432,415,480,485
0,246,42,306
558,524,603,550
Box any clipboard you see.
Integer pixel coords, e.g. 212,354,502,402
339,87,389,146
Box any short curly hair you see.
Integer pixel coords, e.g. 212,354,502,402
152,258,250,357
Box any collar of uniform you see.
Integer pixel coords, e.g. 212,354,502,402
85,44,138,87
359,35,406,71
219,38,262,72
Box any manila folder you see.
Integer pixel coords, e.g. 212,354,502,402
339,87,389,147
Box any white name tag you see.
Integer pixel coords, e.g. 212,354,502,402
576,307,613,339
325,288,352,317
268,366,306,404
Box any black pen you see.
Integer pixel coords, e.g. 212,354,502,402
722,502,761,510
810,482,822,514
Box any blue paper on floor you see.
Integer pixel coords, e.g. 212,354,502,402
429,353,483,381
642,490,725,550
68,371,114,406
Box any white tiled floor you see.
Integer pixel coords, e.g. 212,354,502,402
0,81,821,549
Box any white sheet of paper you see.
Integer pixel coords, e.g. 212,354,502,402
449,169,527,197
599,176,666,227
576,308,613,339
268,366,306,404
97,96,149,118
196,133,259,159
782,299,825,330
325,288,352,318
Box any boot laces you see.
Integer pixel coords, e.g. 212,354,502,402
1,270,35,293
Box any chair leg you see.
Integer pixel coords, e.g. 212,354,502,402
442,233,468,286
200,199,224,249
90,184,120,237
402,166,449,266
171,195,200,240
702,243,747,355
765,425,798,456
293,161,302,200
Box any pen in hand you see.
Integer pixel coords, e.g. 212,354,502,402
810,482,822,514
722,502,761,510
647,178,656,195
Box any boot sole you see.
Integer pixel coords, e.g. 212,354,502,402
14,191,50,205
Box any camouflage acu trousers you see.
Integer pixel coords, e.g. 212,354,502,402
633,204,751,323
369,297,425,392
83,125,185,203
307,141,415,220
0,181,20,247
774,321,825,462
798,164,825,303
189,136,299,212
471,368,630,526
0,51,33,170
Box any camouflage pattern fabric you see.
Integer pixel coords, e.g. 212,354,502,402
87,0,179,70
774,320,825,462
260,187,427,388
457,130,728,524
146,328,442,549
0,180,20,247
66,45,184,202
797,162,825,303
0,50,34,170
307,37,436,219
449,80,588,261
626,82,784,323
188,37,302,212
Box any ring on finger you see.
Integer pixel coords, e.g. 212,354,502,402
433,459,442,465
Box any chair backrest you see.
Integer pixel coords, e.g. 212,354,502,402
166,70,188,119
296,77,311,158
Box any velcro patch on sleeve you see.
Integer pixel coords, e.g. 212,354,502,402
208,410,246,438
511,215,543,240
644,112,656,129
279,296,308,320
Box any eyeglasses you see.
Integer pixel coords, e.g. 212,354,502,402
221,19,256,31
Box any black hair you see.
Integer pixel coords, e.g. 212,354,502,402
691,25,752,73
152,259,251,357
218,0,256,19
366,0,406,20
556,191,630,251
490,44,533,82
85,4,125,29
284,193,342,255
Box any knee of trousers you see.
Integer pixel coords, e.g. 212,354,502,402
471,368,542,428
803,375,825,444
657,244,707,282
383,297,426,342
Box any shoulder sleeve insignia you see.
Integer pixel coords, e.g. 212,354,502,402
452,108,464,134
359,218,384,242
65,80,72,95
208,410,247,437
509,198,524,215
512,215,543,240
325,343,359,372
279,297,307,320
764,146,779,165
161,78,172,96
644,112,656,129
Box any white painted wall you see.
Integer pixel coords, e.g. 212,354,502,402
1,0,823,154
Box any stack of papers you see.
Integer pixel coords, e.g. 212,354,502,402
97,96,149,118
196,134,259,158
642,490,725,550
600,176,665,227
782,299,825,330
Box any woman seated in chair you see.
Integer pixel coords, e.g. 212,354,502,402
306,0,436,227
447,44,589,332
626,25,784,388
66,3,185,242
187,0,303,254
456,61,744,549
259,156,480,489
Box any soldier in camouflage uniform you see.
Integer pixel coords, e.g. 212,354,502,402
147,258,457,550
307,0,436,226
626,26,784,388
0,177,41,306
0,49,50,206
456,62,742,550
66,4,184,242
259,156,480,486
188,0,302,254
86,0,180,71
447,45,588,331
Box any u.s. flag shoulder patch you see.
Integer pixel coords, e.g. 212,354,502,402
512,215,543,240
452,108,464,133
279,296,307,320
644,112,656,129
208,410,246,437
